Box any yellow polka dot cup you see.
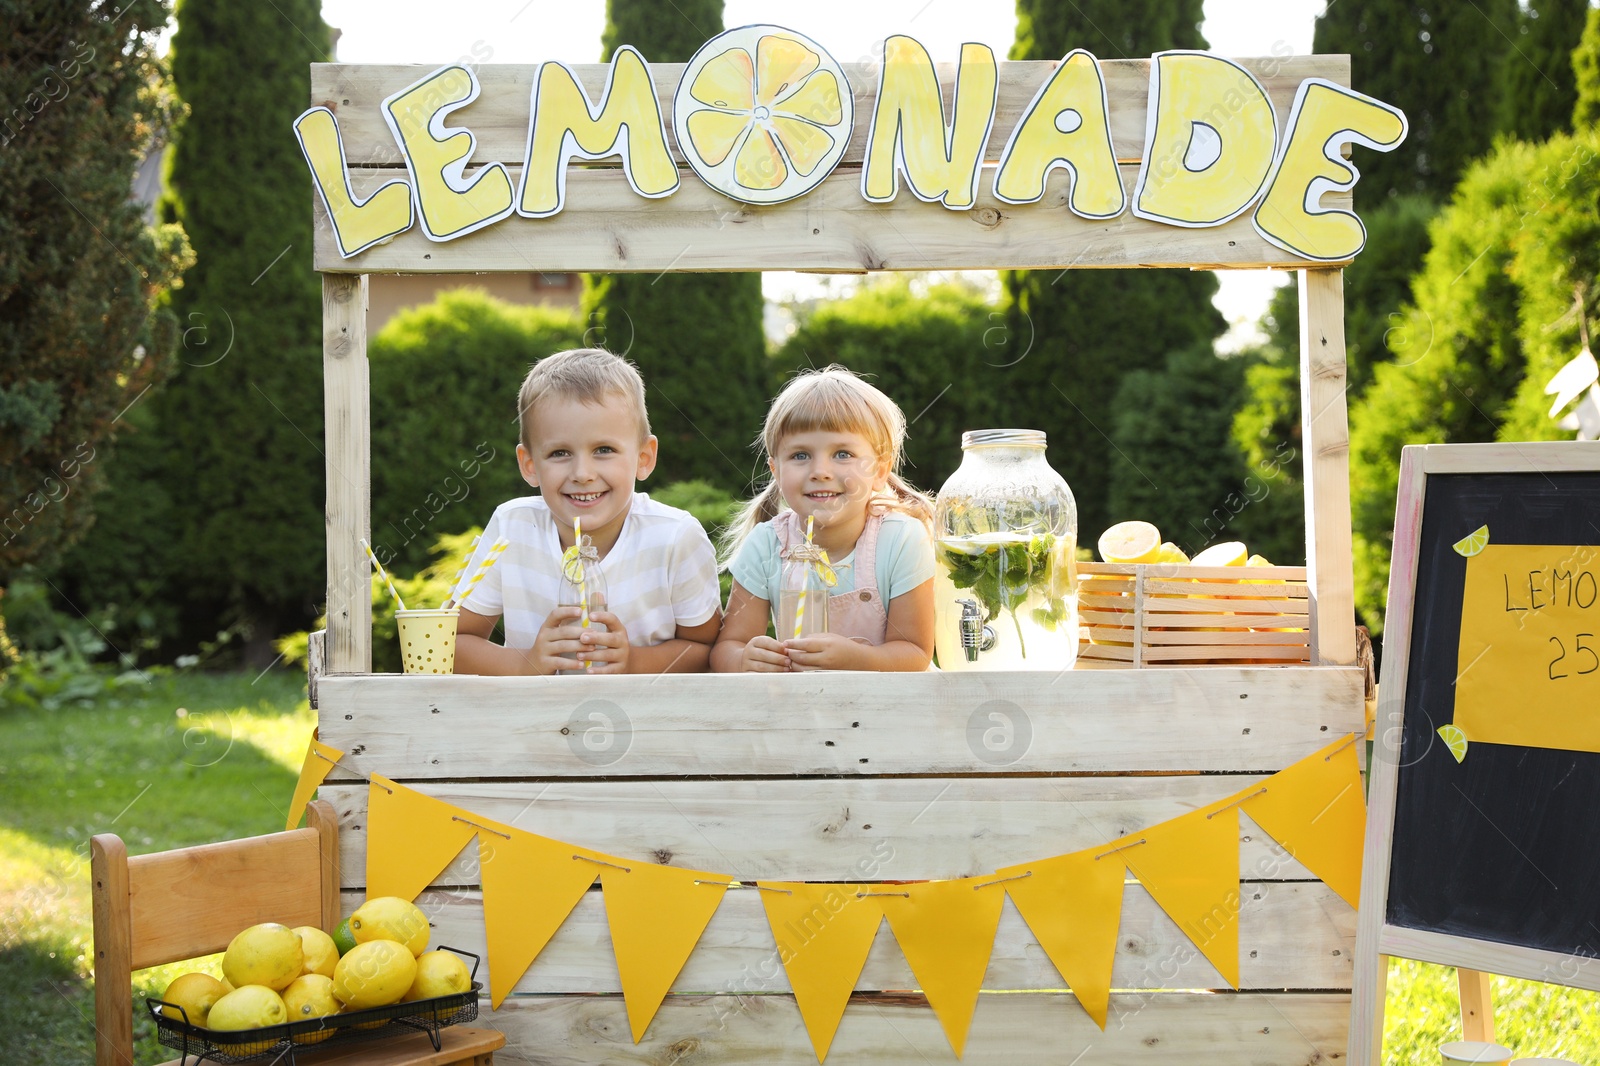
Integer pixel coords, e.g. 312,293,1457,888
395,608,459,674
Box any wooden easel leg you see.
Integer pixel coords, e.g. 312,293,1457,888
1458,967,1496,1043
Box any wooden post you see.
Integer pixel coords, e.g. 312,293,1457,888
1298,269,1358,665
306,799,342,934
90,834,134,1066
1458,968,1497,1043
323,274,371,673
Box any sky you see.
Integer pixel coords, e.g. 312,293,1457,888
314,0,1331,348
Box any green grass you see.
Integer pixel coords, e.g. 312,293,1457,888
3,670,1598,1063
0,669,312,1063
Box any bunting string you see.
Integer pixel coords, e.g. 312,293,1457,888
291,732,1366,1058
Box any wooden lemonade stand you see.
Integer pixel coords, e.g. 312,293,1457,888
297,40,1387,1065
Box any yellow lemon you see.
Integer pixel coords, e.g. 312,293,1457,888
349,897,430,956
206,985,287,1055
1246,554,1274,567
159,972,227,1028
282,974,341,1045
1097,521,1162,564
293,926,339,978
404,950,472,1003
1453,524,1490,557
674,26,853,203
1191,541,1248,567
1155,541,1189,564
333,940,417,1010
1438,724,1469,763
222,923,304,992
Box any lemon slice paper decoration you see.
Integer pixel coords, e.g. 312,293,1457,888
1453,525,1490,557
1438,724,1469,763
674,26,853,205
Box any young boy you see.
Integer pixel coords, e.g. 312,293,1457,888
453,348,721,675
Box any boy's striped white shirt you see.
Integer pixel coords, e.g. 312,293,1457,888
461,493,720,650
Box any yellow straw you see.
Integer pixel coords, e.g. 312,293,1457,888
443,534,481,608
582,515,595,665
360,539,406,611
455,539,509,604
792,515,814,640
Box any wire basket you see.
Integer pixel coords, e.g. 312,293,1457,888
146,947,481,1065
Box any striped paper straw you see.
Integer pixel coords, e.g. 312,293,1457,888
360,539,406,611
792,514,814,640
442,534,481,608
454,539,510,604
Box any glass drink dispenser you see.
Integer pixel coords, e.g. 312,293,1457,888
933,430,1079,670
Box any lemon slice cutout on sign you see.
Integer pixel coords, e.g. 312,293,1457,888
1438,724,1469,763
1452,525,1490,557
674,25,853,205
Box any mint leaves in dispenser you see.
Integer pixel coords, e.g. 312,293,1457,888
933,430,1078,670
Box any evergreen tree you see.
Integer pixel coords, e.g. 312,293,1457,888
1498,0,1588,142
1574,6,1600,129
773,279,1001,492
998,0,1224,542
1348,130,1600,632
58,0,331,656
1313,0,1516,203
1,0,190,581
584,0,768,494
1106,347,1253,560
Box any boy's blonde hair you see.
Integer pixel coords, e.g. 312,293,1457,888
720,365,934,566
518,348,651,450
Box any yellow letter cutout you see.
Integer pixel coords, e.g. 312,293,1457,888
1133,52,1277,227
382,65,515,241
992,49,1123,218
518,45,679,218
1253,78,1408,262
862,37,997,210
293,107,414,258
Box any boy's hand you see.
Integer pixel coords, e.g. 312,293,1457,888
529,606,590,675
576,610,631,674
783,632,864,671
742,634,792,672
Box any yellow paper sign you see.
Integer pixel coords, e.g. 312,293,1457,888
1453,542,1600,755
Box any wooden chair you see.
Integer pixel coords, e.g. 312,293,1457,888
90,799,504,1066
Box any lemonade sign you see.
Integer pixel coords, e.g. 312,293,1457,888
294,28,1407,263
1447,529,1600,760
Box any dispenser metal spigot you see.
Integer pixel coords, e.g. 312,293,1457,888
957,598,997,662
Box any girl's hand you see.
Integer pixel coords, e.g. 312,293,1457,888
741,634,792,672
577,610,631,673
782,632,864,671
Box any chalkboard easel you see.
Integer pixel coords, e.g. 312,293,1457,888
1351,441,1600,1064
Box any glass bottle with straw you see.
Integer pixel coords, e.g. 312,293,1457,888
775,515,834,663
558,517,607,673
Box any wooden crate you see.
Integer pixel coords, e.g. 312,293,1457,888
1077,562,1311,667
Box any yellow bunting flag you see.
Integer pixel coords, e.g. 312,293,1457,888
596,860,733,1041
364,776,479,902
479,831,601,1008
758,882,886,1063
1121,804,1242,989
877,876,1006,1058
996,848,1125,1030
285,732,343,831
1241,735,1366,908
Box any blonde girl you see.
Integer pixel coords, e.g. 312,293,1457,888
711,366,937,672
